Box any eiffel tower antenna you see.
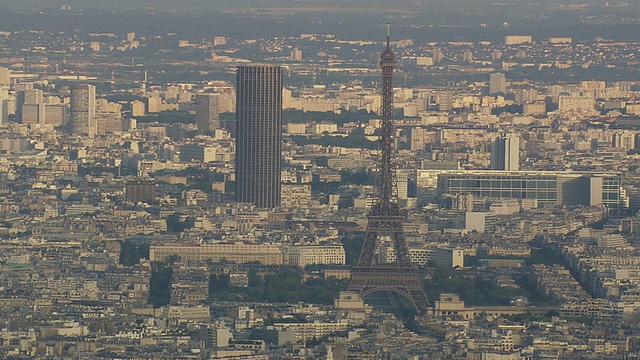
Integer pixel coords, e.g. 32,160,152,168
347,25,430,314
386,23,391,47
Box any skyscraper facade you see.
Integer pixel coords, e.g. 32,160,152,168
20,89,45,125
235,65,283,208
489,72,506,94
196,93,220,133
0,66,10,87
70,84,96,136
490,133,520,171
0,87,8,124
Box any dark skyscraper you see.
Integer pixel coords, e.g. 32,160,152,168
490,133,520,171
196,93,220,133
235,65,283,208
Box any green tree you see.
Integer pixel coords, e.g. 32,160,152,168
119,240,150,266
342,234,365,265
208,267,349,305
148,262,173,308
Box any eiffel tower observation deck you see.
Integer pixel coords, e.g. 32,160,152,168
346,26,430,314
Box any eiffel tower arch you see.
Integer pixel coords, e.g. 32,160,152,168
346,26,430,314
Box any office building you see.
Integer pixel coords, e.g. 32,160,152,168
18,89,45,124
196,93,220,133
179,144,217,163
397,170,410,200
21,103,46,124
465,212,497,233
0,66,11,86
290,48,303,61
558,95,596,112
70,84,96,135
436,90,453,111
131,100,145,116
380,246,464,268
437,171,622,215
0,67,9,86
489,73,506,94
490,133,520,171
0,87,8,124
505,35,533,45
235,65,283,208
44,104,68,127
125,180,156,204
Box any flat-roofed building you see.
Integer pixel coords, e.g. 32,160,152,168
437,171,622,215
179,144,216,163
125,180,156,204
44,104,69,126
149,243,285,265
281,184,312,207
287,245,345,267
381,246,464,268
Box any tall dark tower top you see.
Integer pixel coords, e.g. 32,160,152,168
235,65,283,209
380,24,396,66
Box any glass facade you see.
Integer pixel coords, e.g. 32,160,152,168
235,65,283,208
437,171,622,214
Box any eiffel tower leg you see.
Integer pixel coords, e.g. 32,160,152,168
390,221,411,267
347,267,430,314
356,221,379,268
408,285,430,314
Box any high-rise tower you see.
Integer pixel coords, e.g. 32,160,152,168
235,65,283,208
490,133,520,171
489,72,506,94
196,93,220,133
70,84,96,136
346,27,430,314
19,89,45,125
0,87,8,124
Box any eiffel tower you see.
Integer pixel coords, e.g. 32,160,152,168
346,26,430,314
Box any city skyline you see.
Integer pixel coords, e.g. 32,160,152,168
1,1,640,359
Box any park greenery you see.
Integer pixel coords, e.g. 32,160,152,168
209,268,349,305
423,269,526,306
165,213,190,233
220,109,377,127
311,169,374,195
286,132,377,150
280,109,377,126
148,262,173,308
119,240,150,266
143,240,560,310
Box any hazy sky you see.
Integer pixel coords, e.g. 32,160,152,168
0,0,638,42
0,0,622,8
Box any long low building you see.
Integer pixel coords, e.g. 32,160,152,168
273,322,350,344
287,245,346,267
380,246,464,268
437,171,622,215
149,243,346,267
150,243,286,265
